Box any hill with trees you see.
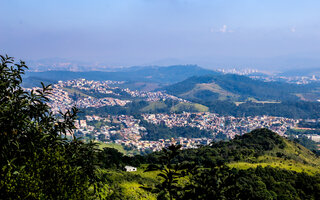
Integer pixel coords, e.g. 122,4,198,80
146,128,320,172
161,74,320,118
100,129,320,199
205,100,320,119
78,99,209,117
163,74,315,102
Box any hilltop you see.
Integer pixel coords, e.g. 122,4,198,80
163,74,313,102
160,74,320,118
99,128,320,199
173,128,320,174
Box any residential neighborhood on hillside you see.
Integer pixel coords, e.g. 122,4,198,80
24,79,320,154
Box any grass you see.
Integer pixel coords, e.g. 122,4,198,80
193,103,209,112
132,166,161,181
228,161,320,175
97,142,127,154
141,101,209,113
295,92,320,101
170,102,209,112
120,182,157,200
116,82,161,92
97,142,140,156
180,83,239,101
97,132,320,199
96,136,320,199
131,164,190,191
228,138,320,175
62,87,90,98
234,98,281,106
140,102,167,112
274,139,320,166
98,168,158,199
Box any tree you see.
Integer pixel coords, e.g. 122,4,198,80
0,55,101,199
143,144,191,200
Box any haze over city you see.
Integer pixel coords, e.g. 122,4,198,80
1,0,320,70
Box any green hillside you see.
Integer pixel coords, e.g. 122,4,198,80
99,167,159,199
179,82,239,101
228,137,320,175
140,101,168,112
92,135,320,199
164,74,316,102
140,101,209,113
173,129,320,174
170,102,209,112
112,129,320,199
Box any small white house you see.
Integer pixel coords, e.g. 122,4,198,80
124,166,137,172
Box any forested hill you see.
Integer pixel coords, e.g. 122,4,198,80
118,128,320,199
163,74,314,102
148,128,320,174
22,65,219,87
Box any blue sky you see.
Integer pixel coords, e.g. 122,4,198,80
1,0,320,69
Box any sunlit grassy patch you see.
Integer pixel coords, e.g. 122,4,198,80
228,161,320,175
97,142,127,154
120,182,157,200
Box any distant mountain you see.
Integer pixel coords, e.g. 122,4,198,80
22,76,58,88
23,65,219,87
26,58,97,71
163,74,313,102
279,68,320,77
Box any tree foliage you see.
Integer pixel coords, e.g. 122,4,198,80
143,143,320,200
140,119,213,140
205,100,320,119
143,145,191,200
0,55,101,199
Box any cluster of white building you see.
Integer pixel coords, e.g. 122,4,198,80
26,79,187,114
142,112,298,138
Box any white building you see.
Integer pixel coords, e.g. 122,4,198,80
124,166,137,172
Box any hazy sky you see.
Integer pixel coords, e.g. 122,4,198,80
1,0,320,69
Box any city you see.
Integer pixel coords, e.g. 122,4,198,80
24,78,320,155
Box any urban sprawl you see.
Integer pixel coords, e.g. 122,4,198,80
24,79,320,154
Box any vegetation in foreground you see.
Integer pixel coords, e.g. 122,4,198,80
0,55,101,199
1,55,320,199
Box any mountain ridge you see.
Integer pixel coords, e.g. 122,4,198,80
163,74,316,102
23,65,219,87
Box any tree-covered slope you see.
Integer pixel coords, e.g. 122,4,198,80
87,128,320,199
140,129,320,199
163,128,320,174
163,74,311,102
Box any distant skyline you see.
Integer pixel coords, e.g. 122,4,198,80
1,0,320,70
